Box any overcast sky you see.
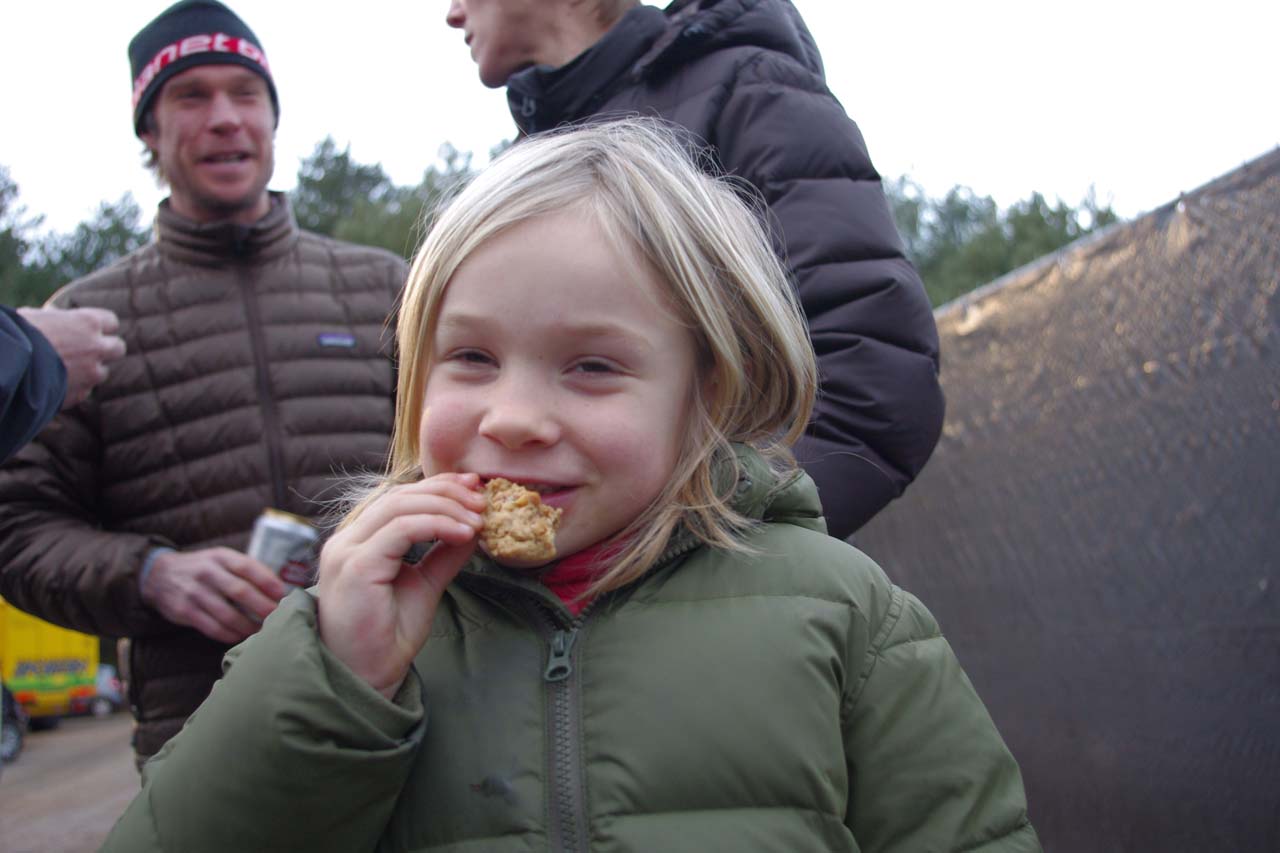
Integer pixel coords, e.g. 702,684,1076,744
4,1,1276,234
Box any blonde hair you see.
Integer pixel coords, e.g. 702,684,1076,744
358,118,816,595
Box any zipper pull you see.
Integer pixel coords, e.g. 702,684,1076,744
544,629,577,682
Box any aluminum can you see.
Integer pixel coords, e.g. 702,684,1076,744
247,508,319,589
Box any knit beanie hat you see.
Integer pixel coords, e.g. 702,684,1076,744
128,0,279,136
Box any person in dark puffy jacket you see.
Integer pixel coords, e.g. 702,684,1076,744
0,0,406,768
1,305,124,463
444,0,944,539
102,120,1036,853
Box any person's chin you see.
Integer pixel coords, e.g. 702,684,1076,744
198,188,269,220
483,61,533,89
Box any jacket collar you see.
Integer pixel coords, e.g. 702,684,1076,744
154,191,299,267
504,0,825,135
506,4,667,135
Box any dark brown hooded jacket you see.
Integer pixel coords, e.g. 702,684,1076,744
0,194,405,763
506,0,944,538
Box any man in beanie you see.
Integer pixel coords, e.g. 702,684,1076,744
0,0,407,769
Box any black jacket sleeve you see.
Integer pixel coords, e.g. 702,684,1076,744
713,53,945,539
0,306,66,464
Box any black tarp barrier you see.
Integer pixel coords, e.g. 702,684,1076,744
857,149,1280,852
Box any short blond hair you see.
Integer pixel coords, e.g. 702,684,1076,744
363,118,816,594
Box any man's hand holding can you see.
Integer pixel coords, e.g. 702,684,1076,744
247,508,320,590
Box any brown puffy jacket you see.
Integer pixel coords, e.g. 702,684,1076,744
0,194,405,762
506,0,945,538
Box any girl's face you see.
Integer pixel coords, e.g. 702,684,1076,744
420,210,701,565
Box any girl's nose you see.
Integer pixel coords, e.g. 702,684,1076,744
478,390,560,450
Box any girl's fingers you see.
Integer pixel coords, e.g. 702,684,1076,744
314,476,487,694
411,540,475,597
341,475,485,544
337,495,479,556
358,488,483,547
381,512,481,561
323,508,482,587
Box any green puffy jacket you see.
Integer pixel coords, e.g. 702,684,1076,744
102,449,1039,852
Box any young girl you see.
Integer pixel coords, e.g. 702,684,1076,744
102,120,1038,853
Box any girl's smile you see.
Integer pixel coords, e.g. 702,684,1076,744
479,477,575,510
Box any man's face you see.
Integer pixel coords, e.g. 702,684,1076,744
141,65,275,225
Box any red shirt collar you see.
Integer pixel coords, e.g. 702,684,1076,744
538,541,617,616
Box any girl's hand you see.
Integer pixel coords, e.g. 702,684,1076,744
316,472,486,699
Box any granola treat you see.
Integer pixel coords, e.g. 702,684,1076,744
481,478,562,563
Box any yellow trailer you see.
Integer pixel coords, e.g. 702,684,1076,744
0,596,99,726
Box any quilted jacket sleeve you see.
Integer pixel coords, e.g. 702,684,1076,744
0,305,66,464
843,584,1040,852
101,590,426,853
712,53,945,539
0,395,170,638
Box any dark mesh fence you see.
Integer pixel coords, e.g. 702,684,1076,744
857,149,1280,852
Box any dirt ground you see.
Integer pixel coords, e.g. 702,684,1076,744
0,713,137,853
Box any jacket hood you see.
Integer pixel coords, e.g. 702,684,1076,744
719,442,826,533
507,0,824,135
638,0,824,81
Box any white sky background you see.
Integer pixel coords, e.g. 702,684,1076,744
4,1,1276,234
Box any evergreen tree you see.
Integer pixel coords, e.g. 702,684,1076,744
1,168,148,307
10,145,1119,314
296,140,478,259
886,179,1120,307
0,166,46,306
291,137,396,237
33,195,150,285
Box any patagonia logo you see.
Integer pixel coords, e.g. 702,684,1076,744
317,332,357,349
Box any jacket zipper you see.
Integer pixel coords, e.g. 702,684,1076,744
535,604,592,853
473,535,701,852
237,265,287,507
